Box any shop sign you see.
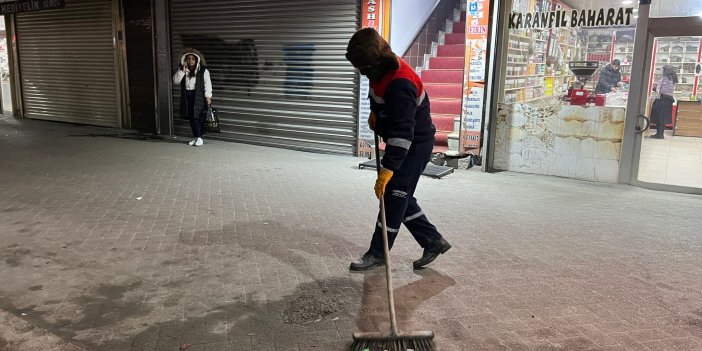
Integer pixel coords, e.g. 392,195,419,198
463,86,484,134
508,7,634,29
356,0,387,158
0,0,64,15
460,0,490,153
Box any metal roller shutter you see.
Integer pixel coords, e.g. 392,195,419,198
170,0,359,155
15,0,120,127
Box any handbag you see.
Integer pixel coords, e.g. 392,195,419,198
203,106,221,133
652,89,661,101
651,82,661,101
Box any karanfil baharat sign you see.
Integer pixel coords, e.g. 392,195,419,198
0,0,64,15
509,7,635,29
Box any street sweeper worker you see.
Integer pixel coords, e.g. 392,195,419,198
345,28,451,271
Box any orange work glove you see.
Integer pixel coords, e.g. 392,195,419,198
367,111,377,131
374,168,393,199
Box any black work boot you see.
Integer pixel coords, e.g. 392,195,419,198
349,253,385,271
413,237,451,269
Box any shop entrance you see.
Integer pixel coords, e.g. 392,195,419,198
625,13,702,193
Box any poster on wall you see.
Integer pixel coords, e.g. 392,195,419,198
356,0,388,158
459,0,490,154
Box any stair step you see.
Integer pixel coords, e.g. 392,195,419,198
431,99,462,115
380,140,449,154
435,132,449,146
448,132,460,151
425,83,462,99
432,114,457,131
432,145,450,154
444,32,465,45
421,69,463,84
437,44,465,57
453,21,466,33
428,57,464,70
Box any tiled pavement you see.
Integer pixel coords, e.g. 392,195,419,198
1,116,701,351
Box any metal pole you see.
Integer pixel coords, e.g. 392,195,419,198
483,0,506,171
618,2,650,183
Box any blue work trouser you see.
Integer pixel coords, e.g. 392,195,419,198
367,137,444,258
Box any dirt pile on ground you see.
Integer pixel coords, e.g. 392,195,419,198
282,278,358,324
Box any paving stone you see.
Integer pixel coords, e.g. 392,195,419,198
1,117,702,350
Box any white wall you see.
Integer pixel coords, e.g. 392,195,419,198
390,0,442,56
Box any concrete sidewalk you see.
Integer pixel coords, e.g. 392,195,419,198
1,116,701,350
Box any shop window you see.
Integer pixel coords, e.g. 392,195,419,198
638,36,702,188
650,0,702,18
494,0,637,182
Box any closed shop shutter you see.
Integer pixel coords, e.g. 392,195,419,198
170,0,359,154
15,0,120,127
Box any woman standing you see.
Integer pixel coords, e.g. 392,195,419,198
173,49,212,146
650,65,677,139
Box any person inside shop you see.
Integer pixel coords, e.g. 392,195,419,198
344,28,451,271
173,48,212,147
595,59,622,94
650,65,678,139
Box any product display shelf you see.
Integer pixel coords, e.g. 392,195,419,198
613,41,634,62
650,37,702,102
504,28,543,102
613,40,634,81
546,25,579,98
541,0,579,98
586,28,616,67
503,0,553,103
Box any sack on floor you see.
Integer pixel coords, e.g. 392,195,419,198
203,106,221,133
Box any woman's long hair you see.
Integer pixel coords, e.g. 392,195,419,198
187,54,198,78
662,65,678,84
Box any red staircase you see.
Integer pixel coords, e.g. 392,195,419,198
380,10,466,156
421,11,466,154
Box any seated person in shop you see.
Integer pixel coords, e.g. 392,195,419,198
595,59,622,93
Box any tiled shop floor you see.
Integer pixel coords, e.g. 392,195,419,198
1,117,702,350
638,130,702,188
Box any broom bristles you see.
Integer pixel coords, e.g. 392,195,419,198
350,331,435,351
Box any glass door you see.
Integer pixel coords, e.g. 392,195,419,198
625,10,702,194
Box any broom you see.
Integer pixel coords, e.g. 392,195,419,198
350,133,435,351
